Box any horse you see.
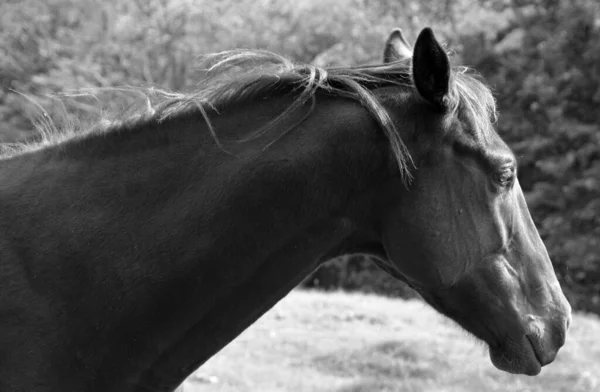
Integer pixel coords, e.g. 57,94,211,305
0,27,571,392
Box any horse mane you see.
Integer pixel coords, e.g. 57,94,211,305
3,49,497,184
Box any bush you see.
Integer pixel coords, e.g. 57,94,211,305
478,0,600,314
1,0,598,313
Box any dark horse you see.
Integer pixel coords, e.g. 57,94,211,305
0,27,570,391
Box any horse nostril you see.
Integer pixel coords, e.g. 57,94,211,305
566,314,572,330
554,325,567,348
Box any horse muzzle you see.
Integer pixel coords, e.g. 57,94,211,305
489,309,571,375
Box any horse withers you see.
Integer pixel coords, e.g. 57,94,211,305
0,27,570,391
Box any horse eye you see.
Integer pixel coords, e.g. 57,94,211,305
495,168,514,186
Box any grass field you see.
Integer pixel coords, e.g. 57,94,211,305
178,289,600,392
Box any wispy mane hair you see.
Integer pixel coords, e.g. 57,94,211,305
8,49,497,184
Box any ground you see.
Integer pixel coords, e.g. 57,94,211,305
178,289,600,392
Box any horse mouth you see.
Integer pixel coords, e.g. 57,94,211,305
489,335,542,376
526,335,545,366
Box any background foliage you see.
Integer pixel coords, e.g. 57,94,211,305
1,0,598,313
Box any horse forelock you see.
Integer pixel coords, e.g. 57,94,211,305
447,67,498,144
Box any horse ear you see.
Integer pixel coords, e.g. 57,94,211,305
383,28,413,63
412,28,450,110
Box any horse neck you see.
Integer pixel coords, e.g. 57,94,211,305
128,93,396,391
0,91,396,391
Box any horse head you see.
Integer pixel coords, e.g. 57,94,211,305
374,28,571,375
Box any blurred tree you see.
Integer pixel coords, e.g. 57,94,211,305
1,0,598,313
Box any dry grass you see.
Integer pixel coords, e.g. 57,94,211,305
178,289,600,392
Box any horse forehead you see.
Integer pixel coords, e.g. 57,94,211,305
452,104,492,141
449,110,514,164
472,123,510,154
478,121,513,158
